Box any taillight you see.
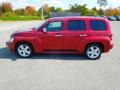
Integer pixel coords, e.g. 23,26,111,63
109,34,113,40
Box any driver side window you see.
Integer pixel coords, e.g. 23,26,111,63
45,21,62,32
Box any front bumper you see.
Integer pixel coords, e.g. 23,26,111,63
6,41,15,52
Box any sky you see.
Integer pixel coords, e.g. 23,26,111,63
0,0,120,10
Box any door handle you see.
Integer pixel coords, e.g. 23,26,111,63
55,35,62,37
80,34,87,37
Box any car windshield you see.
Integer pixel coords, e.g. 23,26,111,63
35,20,46,30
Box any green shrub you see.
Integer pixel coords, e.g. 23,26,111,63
0,15,42,21
3,12,16,17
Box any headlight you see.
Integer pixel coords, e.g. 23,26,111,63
10,37,14,42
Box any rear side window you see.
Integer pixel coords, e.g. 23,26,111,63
90,20,107,31
68,20,86,31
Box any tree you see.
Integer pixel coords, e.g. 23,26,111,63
50,6,56,12
37,4,50,19
43,4,52,19
43,4,50,15
97,0,108,15
50,6,63,12
38,7,48,19
38,4,62,19
1,2,13,13
55,8,64,12
98,8,104,15
15,9,25,16
92,7,98,12
97,0,108,8
0,4,3,15
68,4,89,16
37,7,42,16
25,6,36,16
106,7,120,16
89,7,98,16
113,8,119,15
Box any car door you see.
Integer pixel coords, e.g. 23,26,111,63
63,19,88,51
41,21,63,50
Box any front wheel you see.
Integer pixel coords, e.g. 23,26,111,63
85,44,102,60
16,43,33,58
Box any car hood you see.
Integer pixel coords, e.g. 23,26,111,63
15,28,35,33
12,28,37,36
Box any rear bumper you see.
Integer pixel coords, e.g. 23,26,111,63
104,42,113,53
110,42,113,50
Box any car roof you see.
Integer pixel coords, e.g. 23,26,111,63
49,16,107,21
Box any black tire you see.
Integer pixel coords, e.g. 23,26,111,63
84,44,102,60
16,43,33,58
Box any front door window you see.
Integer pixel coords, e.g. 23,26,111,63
45,21,62,32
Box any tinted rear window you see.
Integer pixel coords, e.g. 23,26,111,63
68,20,86,31
90,20,107,31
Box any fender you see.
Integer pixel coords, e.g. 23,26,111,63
14,36,43,53
79,36,111,53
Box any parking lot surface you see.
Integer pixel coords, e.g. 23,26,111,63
0,21,120,90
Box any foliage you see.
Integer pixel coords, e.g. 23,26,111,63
97,0,108,8
15,9,25,16
106,7,120,16
25,6,36,16
90,7,98,16
1,2,13,13
43,4,50,15
36,4,51,18
97,0,108,15
52,7,63,13
68,4,89,16
0,5,3,16
98,9,104,15
0,1,120,21
38,4,64,19
50,7,56,12
0,16,41,21
3,11,16,17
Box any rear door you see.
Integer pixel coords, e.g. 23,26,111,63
63,19,88,51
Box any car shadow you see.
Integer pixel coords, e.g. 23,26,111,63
0,47,97,61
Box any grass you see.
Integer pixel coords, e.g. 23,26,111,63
0,16,42,21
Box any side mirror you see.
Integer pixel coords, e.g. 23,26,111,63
43,28,47,32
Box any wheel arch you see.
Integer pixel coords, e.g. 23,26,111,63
15,41,34,52
84,42,104,53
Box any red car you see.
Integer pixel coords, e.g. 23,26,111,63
6,17,113,59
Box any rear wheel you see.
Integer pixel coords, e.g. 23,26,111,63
85,44,102,60
16,43,33,58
